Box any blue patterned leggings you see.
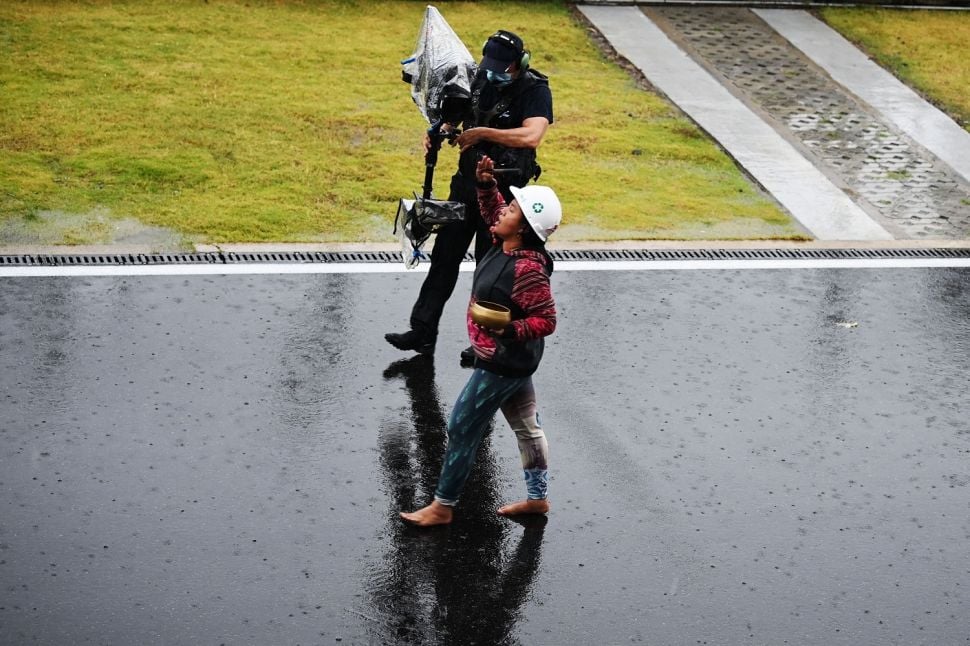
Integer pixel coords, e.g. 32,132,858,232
434,368,549,506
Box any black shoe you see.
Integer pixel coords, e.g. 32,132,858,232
459,346,475,368
385,330,435,356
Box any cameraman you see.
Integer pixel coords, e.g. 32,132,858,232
386,30,553,362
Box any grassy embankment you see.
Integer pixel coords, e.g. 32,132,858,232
0,1,800,247
819,8,970,132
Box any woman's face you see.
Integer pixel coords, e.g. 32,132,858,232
491,199,526,240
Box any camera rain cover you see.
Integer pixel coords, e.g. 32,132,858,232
395,6,473,268
395,195,466,268
401,6,477,124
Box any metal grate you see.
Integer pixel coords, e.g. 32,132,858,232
2,247,969,267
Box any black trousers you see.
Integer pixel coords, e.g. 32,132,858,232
409,173,513,340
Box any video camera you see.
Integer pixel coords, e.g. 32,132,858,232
395,6,477,268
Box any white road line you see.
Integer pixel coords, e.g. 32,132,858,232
1,258,968,278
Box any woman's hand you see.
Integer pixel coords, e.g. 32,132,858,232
473,322,512,338
476,155,495,184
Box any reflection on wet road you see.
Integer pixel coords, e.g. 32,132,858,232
1,268,967,644
374,355,545,645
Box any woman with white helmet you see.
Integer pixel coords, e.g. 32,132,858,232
401,155,562,527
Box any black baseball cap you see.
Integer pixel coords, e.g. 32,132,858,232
480,31,524,73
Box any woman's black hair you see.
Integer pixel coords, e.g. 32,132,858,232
521,225,544,248
521,226,555,274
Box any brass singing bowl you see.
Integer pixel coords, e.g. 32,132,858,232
469,301,511,330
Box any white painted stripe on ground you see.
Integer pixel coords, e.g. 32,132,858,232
755,9,970,184
2,258,968,278
553,258,970,271
577,5,893,241
0,264,431,278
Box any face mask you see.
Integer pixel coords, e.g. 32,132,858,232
486,69,513,87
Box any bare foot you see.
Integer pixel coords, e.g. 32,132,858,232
497,499,550,516
400,501,454,527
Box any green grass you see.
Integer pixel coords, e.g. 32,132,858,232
0,0,799,246
820,8,970,133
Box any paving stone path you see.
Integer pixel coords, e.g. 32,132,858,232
644,7,970,239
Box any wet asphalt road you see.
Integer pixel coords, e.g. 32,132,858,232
1,267,968,645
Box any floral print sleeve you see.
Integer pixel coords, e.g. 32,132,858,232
509,258,556,340
477,181,505,228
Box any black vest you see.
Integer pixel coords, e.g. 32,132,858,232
458,70,549,187
472,245,548,377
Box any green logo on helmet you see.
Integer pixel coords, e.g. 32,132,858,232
532,203,544,214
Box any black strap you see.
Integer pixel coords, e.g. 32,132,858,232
470,70,544,128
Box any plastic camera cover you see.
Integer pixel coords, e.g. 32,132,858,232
395,196,466,268
396,198,423,268
401,6,477,124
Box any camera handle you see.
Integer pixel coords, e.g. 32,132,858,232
423,120,461,199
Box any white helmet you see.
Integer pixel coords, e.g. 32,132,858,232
509,185,562,242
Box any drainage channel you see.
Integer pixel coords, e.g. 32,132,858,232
2,248,970,267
